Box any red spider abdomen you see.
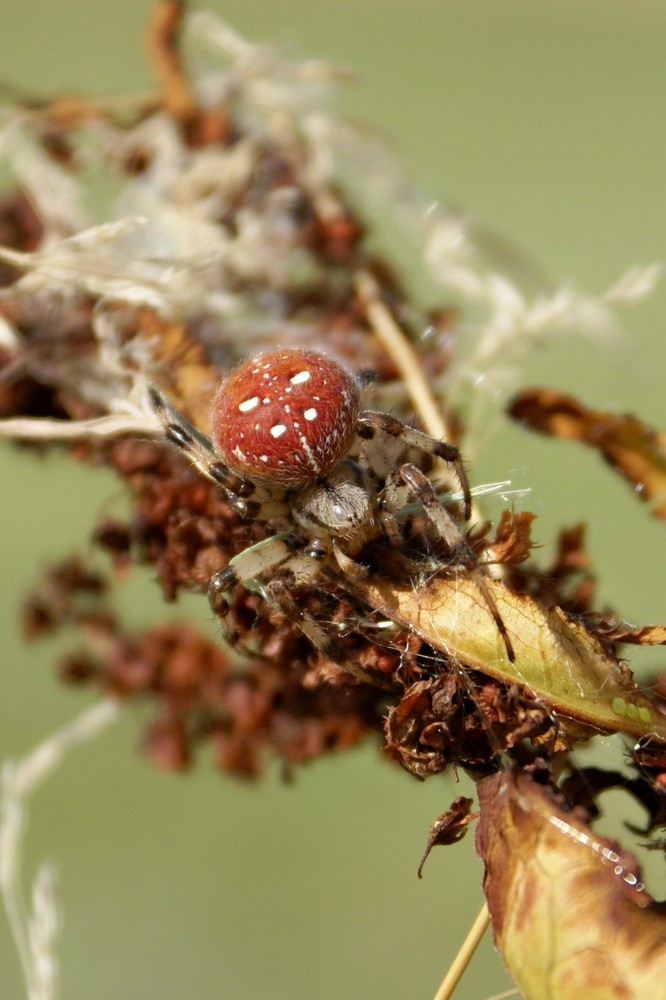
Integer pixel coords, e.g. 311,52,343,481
211,349,360,486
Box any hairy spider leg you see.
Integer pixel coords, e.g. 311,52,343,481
208,533,299,651
381,463,516,663
208,534,387,687
261,575,391,688
149,384,290,520
356,411,472,520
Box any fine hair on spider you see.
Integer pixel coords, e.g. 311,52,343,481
150,347,515,684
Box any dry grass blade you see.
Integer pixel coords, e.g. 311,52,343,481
0,701,120,1000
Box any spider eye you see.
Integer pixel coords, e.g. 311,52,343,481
211,349,360,487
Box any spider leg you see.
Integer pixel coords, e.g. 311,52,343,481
149,384,239,487
208,533,299,650
149,384,254,496
331,541,370,581
262,566,392,689
356,410,472,519
149,384,290,519
210,536,390,688
382,463,516,663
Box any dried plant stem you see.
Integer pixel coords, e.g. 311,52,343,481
355,269,482,522
0,700,120,1000
0,414,158,440
432,902,490,1000
144,0,198,123
355,270,449,441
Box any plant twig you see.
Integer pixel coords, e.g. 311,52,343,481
0,414,158,440
432,902,490,1000
355,268,483,523
355,269,449,441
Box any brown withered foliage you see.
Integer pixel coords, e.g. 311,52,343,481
509,387,666,519
484,509,536,566
417,797,477,878
476,767,666,1000
25,553,383,779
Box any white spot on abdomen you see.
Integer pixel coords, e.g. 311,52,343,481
238,396,260,413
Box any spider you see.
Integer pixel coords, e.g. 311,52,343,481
150,348,515,685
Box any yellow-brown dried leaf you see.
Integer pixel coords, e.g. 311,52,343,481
359,566,666,740
476,768,666,1000
487,509,536,564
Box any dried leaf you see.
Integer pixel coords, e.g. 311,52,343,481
359,566,666,740
559,764,666,836
508,388,666,518
417,797,476,878
476,768,666,1000
609,624,666,646
551,523,590,574
487,510,536,564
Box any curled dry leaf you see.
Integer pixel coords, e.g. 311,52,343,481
417,797,476,878
486,509,536,564
607,624,666,647
508,388,666,519
476,767,666,1000
358,564,666,740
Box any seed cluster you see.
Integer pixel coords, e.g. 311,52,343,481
210,349,360,487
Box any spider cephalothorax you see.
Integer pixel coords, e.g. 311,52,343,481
151,347,514,684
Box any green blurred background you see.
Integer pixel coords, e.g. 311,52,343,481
1,2,665,998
